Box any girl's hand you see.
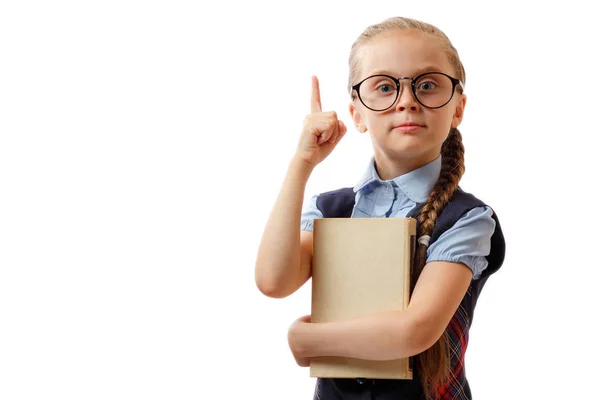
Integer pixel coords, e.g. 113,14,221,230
287,314,312,367
294,76,347,168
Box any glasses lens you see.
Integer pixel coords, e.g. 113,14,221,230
413,73,454,108
358,75,399,111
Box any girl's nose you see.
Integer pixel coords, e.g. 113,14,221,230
395,83,419,111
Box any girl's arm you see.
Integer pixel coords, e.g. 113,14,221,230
288,203,495,361
254,76,346,299
254,157,315,298
289,261,472,360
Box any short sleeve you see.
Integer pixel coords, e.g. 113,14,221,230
300,194,323,232
427,206,496,280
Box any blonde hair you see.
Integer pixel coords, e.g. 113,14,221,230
348,17,466,95
348,17,467,398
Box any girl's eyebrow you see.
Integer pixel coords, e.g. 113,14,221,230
368,66,445,77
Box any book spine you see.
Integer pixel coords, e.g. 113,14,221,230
408,223,416,378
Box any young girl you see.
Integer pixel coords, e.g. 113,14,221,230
255,16,505,400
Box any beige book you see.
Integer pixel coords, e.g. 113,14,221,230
310,217,416,380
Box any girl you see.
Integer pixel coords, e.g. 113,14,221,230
255,16,505,400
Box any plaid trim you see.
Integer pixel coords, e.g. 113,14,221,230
313,378,321,399
430,287,472,400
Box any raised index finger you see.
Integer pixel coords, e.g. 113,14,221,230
311,75,322,113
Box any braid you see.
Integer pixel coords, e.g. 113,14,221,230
413,127,465,397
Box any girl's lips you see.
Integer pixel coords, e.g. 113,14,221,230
393,125,424,133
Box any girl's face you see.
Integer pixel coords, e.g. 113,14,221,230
350,29,466,175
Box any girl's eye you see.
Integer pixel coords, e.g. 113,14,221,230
377,84,395,94
417,81,437,91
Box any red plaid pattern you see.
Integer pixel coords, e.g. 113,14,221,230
429,287,473,400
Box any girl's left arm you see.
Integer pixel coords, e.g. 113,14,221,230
288,260,472,361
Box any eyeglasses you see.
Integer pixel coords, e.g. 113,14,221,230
351,72,464,111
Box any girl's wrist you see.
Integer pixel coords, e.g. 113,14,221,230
289,155,316,177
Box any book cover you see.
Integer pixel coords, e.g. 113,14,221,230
310,217,416,379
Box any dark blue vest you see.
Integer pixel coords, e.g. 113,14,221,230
313,187,505,400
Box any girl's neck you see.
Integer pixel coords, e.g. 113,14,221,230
373,152,440,180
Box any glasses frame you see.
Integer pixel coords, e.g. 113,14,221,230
351,72,465,111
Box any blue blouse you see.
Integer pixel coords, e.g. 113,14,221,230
300,156,495,280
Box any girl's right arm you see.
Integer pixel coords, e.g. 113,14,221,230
255,76,347,298
254,157,315,298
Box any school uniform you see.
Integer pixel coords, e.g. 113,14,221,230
300,155,506,400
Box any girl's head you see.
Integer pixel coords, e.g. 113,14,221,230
348,17,466,175
347,17,468,397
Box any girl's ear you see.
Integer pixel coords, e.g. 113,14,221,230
349,103,368,133
451,94,467,129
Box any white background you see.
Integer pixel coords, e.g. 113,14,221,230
1,1,598,399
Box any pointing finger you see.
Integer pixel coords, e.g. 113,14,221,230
311,75,322,114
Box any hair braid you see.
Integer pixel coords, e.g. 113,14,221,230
413,127,465,397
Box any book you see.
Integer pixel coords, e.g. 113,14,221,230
310,217,416,380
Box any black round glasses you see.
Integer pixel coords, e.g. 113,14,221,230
351,72,465,111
